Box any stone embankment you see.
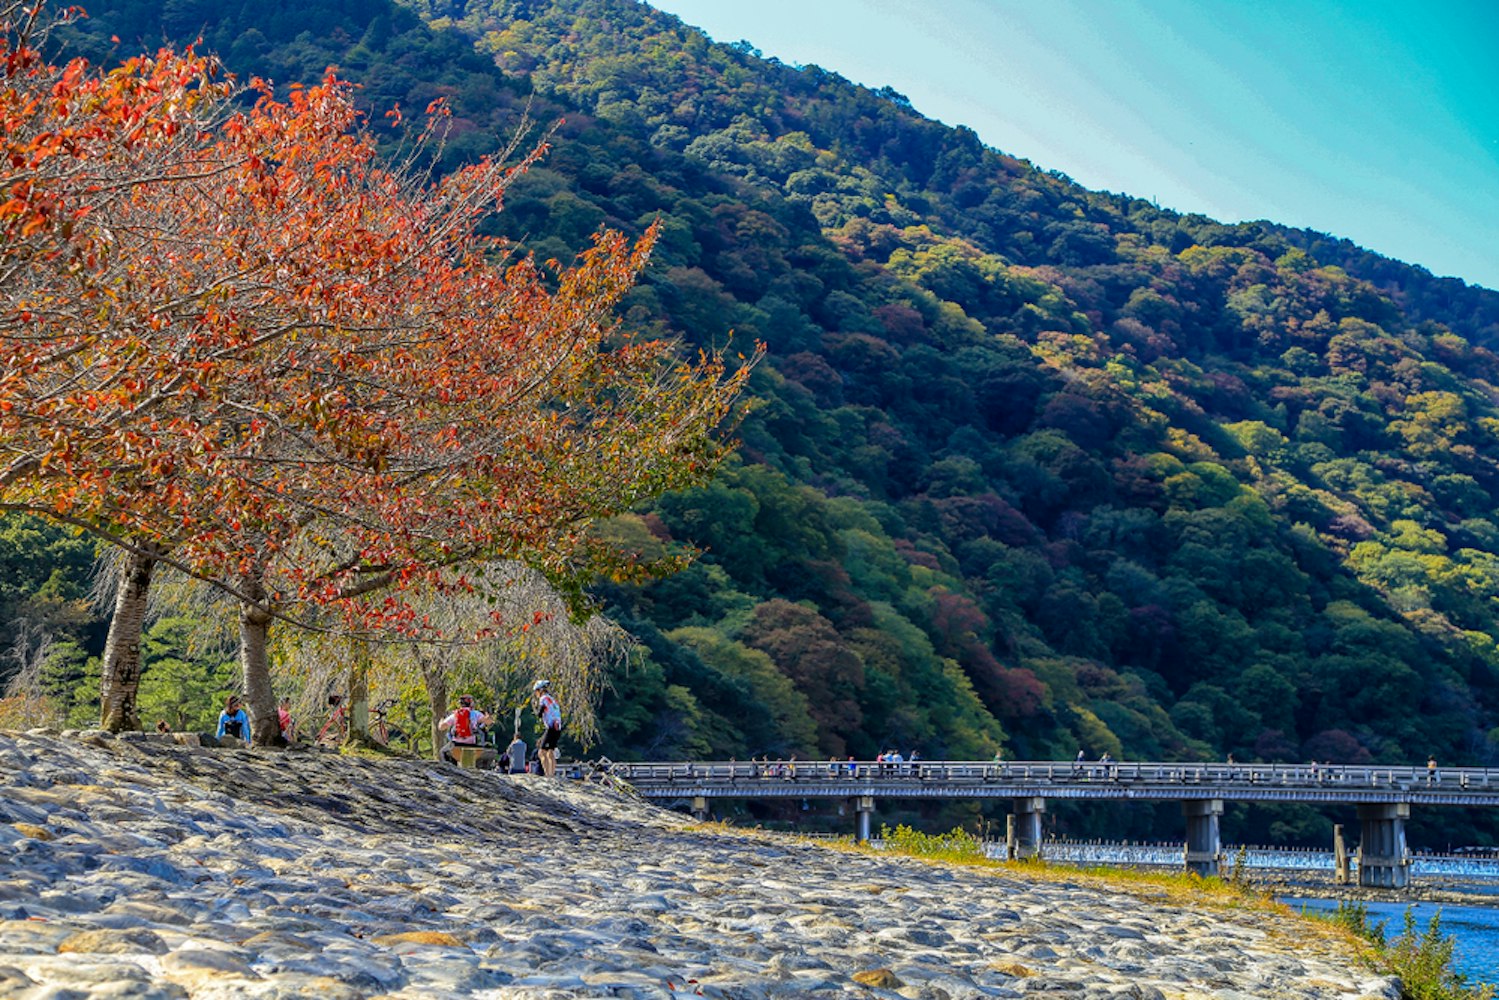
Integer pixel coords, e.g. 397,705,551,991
1251,868,1499,907
1,730,1399,999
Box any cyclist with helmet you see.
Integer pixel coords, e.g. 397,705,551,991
533,679,563,777
439,694,494,767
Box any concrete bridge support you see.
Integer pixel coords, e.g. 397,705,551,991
854,796,875,843
1182,799,1224,877
1356,803,1410,888
691,796,709,822
1012,797,1045,858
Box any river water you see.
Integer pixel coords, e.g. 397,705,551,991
1288,896,1499,988
994,842,1499,987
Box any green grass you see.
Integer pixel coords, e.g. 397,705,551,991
334,736,413,759
870,824,1264,909
877,823,986,862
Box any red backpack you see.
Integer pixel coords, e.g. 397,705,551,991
453,707,474,740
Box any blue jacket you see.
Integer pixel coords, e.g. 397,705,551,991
217,708,251,741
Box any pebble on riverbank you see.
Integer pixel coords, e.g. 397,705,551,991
0,728,1401,999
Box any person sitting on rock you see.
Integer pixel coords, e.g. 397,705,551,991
506,731,528,774
216,695,251,744
439,695,494,767
276,698,297,745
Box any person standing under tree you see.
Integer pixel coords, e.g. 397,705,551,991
533,679,563,777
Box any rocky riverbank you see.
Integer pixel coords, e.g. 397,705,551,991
1,730,1399,999
1251,868,1499,908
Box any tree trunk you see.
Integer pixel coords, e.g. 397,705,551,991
99,545,159,732
422,658,447,762
348,639,370,743
238,577,278,745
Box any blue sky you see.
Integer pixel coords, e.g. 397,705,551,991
650,0,1499,291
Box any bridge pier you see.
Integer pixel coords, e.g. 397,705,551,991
1356,803,1410,888
1012,797,1045,858
1182,799,1224,877
691,796,709,822
853,795,875,843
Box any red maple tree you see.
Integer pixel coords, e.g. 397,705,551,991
1,4,757,741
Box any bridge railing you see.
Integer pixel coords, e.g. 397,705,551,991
604,759,1499,793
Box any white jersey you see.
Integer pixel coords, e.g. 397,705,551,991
537,692,562,729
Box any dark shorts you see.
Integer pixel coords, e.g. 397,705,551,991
540,726,561,750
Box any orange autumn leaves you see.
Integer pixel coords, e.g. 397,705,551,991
1,2,756,628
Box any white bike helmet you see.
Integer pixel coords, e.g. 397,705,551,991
532,679,550,692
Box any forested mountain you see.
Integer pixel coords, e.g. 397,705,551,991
14,0,1499,838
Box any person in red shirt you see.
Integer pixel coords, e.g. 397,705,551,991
276,698,297,745
439,694,494,767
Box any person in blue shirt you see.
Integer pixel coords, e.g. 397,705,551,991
216,695,251,743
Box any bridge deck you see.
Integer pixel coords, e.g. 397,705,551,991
608,760,1499,808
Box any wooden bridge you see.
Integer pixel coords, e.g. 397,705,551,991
605,759,1499,888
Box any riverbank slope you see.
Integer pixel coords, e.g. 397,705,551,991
0,730,1398,999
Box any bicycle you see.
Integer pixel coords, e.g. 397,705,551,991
369,697,404,747
585,757,640,797
316,694,348,747
315,695,403,749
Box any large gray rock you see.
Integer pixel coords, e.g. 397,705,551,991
0,731,1400,1000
